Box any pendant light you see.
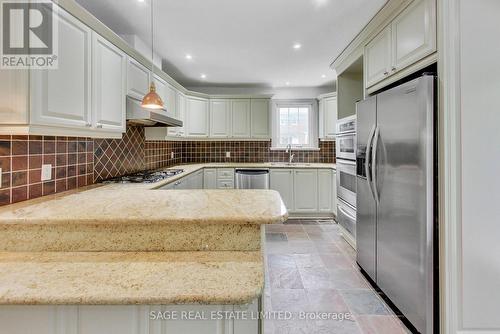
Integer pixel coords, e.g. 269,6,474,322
141,0,164,109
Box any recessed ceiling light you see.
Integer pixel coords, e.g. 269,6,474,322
285,81,290,86
321,74,326,78
185,54,192,60
293,43,302,50
200,74,207,79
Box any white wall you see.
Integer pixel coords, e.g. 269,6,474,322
186,85,335,99
440,0,500,333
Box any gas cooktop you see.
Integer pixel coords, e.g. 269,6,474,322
102,169,184,184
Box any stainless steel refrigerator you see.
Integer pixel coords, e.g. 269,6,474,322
356,75,436,334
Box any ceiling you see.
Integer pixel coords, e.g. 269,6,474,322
75,0,386,88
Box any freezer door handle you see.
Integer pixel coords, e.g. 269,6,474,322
365,124,377,201
371,125,380,204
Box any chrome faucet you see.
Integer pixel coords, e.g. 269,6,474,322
285,144,295,164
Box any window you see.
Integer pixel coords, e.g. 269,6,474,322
272,100,318,150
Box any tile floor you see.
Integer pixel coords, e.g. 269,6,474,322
263,220,411,334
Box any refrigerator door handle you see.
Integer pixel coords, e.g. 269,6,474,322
365,124,377,200
371,125,380,204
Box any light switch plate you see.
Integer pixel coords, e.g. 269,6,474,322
226,151,231,158
41,164,52,181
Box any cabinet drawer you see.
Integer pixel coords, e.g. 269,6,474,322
217,168,234,179
217,179,234,189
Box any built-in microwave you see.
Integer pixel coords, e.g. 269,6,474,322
336,116,356,161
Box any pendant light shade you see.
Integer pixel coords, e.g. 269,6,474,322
141,0,164,110
141,82,163,109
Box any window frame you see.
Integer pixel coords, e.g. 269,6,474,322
271,99,319,150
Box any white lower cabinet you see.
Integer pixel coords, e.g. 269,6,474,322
269,169,294,211
203,169,217,189
318,169,334,212
270,168,336,217
0,300,260,334
293,169,318,213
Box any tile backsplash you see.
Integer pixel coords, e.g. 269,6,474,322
0,127,335,206
0,135,94,206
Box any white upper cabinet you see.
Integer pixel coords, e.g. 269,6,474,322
153,75,167,106
30,8,92,129
231,99,251,138
186,97,209,137
250,99,270,138
392,0,436,71
324,97,338,138
365,26,392,88
318,95,338,139
127,58,150,100
92,32,126,133
210,100,231,138
364,0,436,88
165,84,177,118
293,169,318,213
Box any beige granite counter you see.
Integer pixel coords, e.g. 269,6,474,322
0,251,263,305
0,189,287,226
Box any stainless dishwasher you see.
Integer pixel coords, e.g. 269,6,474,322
235,169,269,189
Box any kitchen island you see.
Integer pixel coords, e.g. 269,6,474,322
0,180,288,334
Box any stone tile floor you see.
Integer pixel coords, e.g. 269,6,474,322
263,220,411,334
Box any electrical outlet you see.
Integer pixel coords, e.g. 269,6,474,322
171,152,174,159
226,151,231,158
41,164,52,181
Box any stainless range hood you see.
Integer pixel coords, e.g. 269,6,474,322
126,96,182,127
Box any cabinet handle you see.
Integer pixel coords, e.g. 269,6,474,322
391,66,397,71
96,124,103,129
85,123,91,127
383,71,389,76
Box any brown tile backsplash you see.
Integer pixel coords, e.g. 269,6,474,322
0,126,335,206
0,136,94,206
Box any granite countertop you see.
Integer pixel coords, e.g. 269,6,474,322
0,251,263,305
0,188,287,225
0,162,335,225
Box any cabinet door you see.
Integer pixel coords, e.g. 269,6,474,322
210,100,231,138
391,0,436,71
332,171,337,216
231,99,251,138
92,33,126,132
318,100,325,139
269,169,294,211
203,169,217,189
365,26,392,88
250,99,270,138
186,97,209,137
127,58,150,100
165,84,177,119
153,75,167,107
168,92,186,137
293,169,318,212
324,97,338,138
30,8,91,128
318,170,333,212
